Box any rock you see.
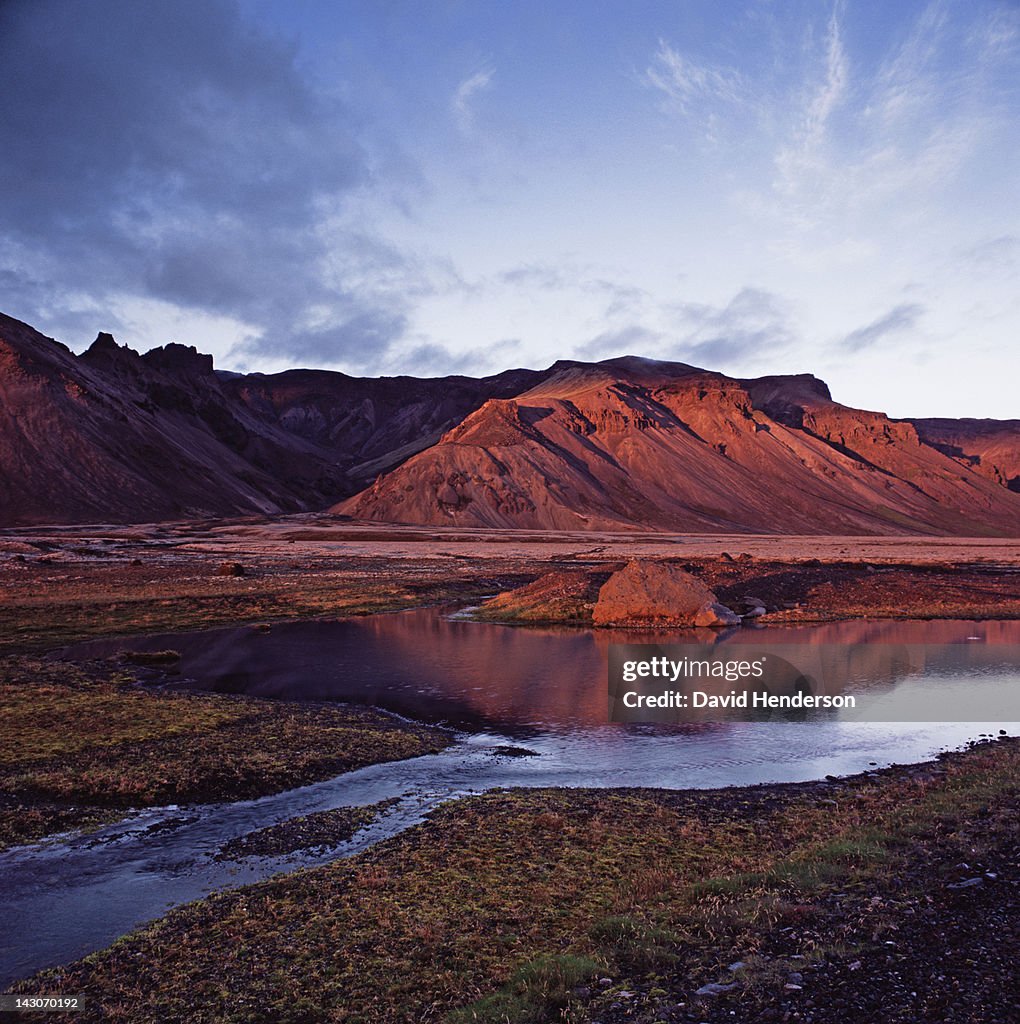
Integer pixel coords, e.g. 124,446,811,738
593,560,719,626
718,552,735,563
728,960,746,972
217,561,245,577
597,977,613,988
947,877,984,889
693,601,742,627
695,982,738,997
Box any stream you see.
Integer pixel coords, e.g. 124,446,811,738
1,611,1018,987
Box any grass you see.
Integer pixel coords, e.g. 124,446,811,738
0,657,451,850
12,739,1019,1022
0,567,508,654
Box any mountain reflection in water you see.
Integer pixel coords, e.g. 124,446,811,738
59,611,1020,736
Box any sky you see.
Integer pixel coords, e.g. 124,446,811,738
1,0,1017,417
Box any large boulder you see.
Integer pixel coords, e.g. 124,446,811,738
592,560,738,627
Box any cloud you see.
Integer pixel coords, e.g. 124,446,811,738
842,303,924,351
0,0,416,367
452,66,494,131
768,1,1017,228
644,40,744,114
957,235,1020,271
582,324,663,359
671,287,796,367
395,337,522,378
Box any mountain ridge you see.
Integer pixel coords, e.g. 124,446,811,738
1,311,1017,534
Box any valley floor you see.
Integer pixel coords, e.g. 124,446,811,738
1,516,1018,1020
1,516,1019,651
8,738,1019,1023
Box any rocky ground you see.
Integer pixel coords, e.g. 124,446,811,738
1,518,1019,653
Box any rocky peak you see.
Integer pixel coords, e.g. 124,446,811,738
142,343,215,377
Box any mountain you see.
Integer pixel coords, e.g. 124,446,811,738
0,312,540,526
907,418,1020,494
2,311,1017,534
337,357,1020,536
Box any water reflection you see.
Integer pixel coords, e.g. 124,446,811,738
59,612,1020,735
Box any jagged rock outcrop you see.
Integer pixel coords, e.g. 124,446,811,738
908,418,1020,493
0,312,540,526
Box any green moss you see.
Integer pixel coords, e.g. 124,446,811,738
10,740,1020,1022
0,657,450,849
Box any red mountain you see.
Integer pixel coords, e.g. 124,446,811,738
2,312,1017,534
337,357,1020,536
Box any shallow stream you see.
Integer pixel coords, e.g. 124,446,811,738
1,611,1017,986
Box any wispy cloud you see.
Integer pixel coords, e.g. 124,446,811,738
842,303,924,351
769,0,1016,227
774,2,849,202
671,288,797,368
644,40,744,113
452,66,494,131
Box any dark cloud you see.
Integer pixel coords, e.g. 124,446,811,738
842,303,924,352
389,337,524,379
581,324,664,359
0,0,411,365
671,287,795,367
240,311,410,372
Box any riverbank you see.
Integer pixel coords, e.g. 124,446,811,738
8,736,1018,1023
0,656,450,850
2,518,1019,652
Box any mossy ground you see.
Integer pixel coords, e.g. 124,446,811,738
0,657,450,850
12,739,1018,1023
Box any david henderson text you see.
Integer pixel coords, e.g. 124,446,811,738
621,691,857,708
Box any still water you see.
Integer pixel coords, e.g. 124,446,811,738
1,611,1017,986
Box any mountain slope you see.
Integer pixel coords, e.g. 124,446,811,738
908,418,1020,493
2,312,1017,534
338,358,1020,536
0,313,541,526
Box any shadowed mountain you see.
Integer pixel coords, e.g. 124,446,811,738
338,357,1020,536
0,312,541,526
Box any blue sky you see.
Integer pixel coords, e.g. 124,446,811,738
1,0,1017,416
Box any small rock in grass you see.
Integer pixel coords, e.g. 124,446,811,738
695,982,738,997
217,561,245,577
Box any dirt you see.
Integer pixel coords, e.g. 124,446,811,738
1,520,1018,653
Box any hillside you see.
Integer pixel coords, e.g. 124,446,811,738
1,312,1017,533
0,313,539,526
338,358,1020,535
